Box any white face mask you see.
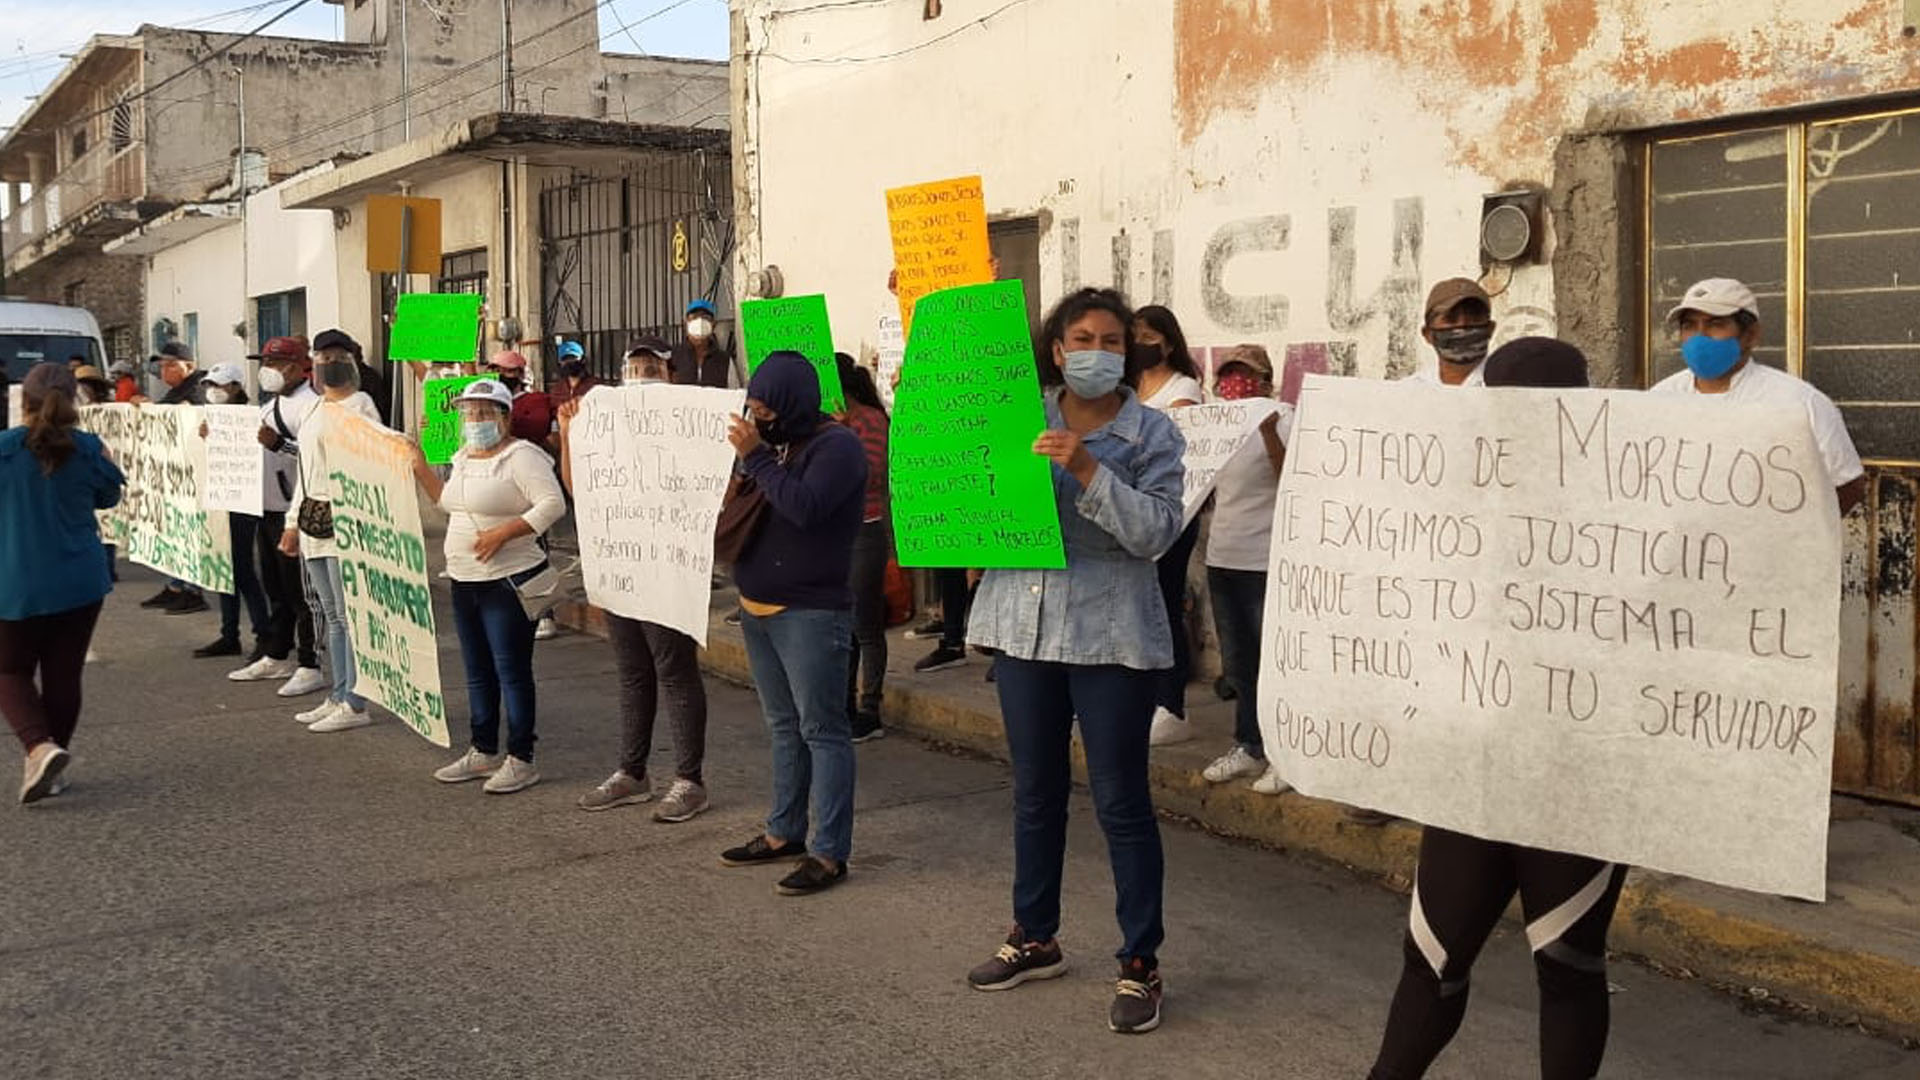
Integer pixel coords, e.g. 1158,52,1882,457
257,366,286,394
687,317,714,339
204,387,233,405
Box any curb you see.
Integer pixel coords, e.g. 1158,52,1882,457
682,619,1920,1038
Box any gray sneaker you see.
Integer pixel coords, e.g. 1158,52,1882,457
578,770,651,812
482,755,540,795
652,778,710,823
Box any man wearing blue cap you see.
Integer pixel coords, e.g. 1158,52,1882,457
672,299,738,389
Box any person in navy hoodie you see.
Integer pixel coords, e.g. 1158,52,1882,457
717,351,868,896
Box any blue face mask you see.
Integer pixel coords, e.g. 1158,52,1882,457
1062,349,1125,399
463,420,503,450
1681,333,1744,380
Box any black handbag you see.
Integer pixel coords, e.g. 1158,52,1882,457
296,497,335,540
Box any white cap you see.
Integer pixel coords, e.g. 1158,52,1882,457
456,378,514,409
206,362,246,386
1667,278,1759,324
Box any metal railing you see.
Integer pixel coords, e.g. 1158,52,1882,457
2,142,145,256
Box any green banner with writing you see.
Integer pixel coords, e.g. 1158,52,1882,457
388,293,483,363
419,375,485,464
740,294,844,413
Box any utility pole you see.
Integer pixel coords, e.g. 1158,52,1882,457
399,0,411,139
501,0,515,112
234,66,250,351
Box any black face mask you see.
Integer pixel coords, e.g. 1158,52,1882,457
1431,324,1494,365
561,360,588,378
755,416,784,444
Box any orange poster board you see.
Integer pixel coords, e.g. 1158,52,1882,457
885,175,994,335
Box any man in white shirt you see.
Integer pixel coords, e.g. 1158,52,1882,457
1403,278,1494,387
1650,278,1866,516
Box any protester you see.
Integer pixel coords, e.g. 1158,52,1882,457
0,364,123,803
1130,306,1206,747
718,351,867,896
1196,346,1292,795
279,333,383,732
673,299,737,389
136,341,210,615
1652,277,1866,515
1367,336,1629,1080
964,288,1184,1035
415,379,568,795
623,338,674,384
554,356,711,820
1408,278,1494,386
72,366,113,406
835,353,892,742
546,340,602,418
108,360,139,403
229,337,327,697
484,350,557,448
311,328,389,426
192,363,270,662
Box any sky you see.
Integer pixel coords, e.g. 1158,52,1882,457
0,0,729,138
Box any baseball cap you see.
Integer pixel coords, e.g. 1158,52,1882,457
1666,278,1760,324
311,328,362,358
248,335,309,363
686,298,717,317
557,341,585,360
456,379,514,409
1483,337,1588,388
1214,343,1274,382
107,359,137,377
627,335,673,358
1423,278,1492,324
487,350,528,370
206,362,246,387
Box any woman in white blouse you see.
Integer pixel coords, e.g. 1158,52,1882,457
411,380,567,795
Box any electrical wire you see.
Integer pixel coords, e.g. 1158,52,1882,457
756,0,1034,65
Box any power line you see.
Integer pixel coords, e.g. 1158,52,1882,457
757,0,1034,66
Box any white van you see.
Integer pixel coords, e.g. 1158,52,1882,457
1,299,107,425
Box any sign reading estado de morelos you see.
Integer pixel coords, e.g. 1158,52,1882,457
1258,377,1843,900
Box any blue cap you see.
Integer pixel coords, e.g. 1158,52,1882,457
686,299,717,317
557,341,584,360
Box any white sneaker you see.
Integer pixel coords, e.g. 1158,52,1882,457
1148,707,1195,746
295,700,343,725
277,667,329,697
534,615,559,640
308,706,373,733
231,655,298,682
434,748,503,784
1251,765,1293,796
482,755,540,794
1203,745,1266,783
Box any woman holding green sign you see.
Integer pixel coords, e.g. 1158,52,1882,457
963,288,1185,1035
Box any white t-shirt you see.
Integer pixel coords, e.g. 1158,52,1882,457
440,439,568,583
287,391,382,560
1650,362,1864,488
260,384,320,513
1205,401,1296,572
1402,361,1486,387
1143,373,1206,410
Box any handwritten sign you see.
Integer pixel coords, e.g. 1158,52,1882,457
75,404,234,591
323,403,448,747
569,384,746,645
419,375,485,465
886,175,994,337
1258,377,1843,899
740,295,844,414
388,293,483,363
876,313,905,411
1168,399,1282,524
201,404,265,516
5,384,20,427
889,280,1063,569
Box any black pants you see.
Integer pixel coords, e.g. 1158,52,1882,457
0,601,102,752
218,514,269,646
607,613,708,783
255,510,316,668
935,567,972,650
1152,518,1201,717
1369,827,1628,1080
846,520,890,716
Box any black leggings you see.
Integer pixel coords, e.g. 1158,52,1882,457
1369,827,1628,1080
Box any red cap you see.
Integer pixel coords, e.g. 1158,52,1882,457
488,350,528,370
249,336,310,363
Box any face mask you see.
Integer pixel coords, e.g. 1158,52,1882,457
257,366,286,394
1430,324,1494,365
319,361,357,389
561,360,587,378
496,373,523,391
1216,372,1266,401
204,388,232,405
754,416,784,444
1681,333,1744,380
687,317,714,339
1061,349,1125,399
463,420,503,450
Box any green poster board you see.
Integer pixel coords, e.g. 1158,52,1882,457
740,294,845,413
389,293,483,362
420,375,484,464
888,280,1064,569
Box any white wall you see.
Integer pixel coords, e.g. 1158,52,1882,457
248,176,342,333
146,222,246,370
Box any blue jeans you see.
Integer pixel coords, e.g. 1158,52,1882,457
741,607,856,863
1207,567,1267,755
450,577,537,762
305,556,365,710
218,514,269,645
995,655,1165,965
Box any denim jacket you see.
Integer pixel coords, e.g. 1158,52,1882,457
966,387,1186,670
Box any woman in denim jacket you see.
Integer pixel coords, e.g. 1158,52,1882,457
963,288,1186,1035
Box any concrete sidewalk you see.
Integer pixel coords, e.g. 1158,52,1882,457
617,593,1920,1041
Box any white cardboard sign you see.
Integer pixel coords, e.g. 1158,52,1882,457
1168,399,1282,524
201,404,265,516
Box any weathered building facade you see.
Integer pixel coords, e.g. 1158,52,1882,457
731,0,1920,802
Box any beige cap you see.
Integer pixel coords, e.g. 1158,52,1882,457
1666,278,1760,323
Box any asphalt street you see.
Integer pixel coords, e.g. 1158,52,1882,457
2,568,1914,1079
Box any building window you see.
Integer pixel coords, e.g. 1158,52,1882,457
105,326,135,364
62,280,85,307
69,128,88,162
1647,109,1920,462
254,289,307,347
183,313,199,358
110,96,136,154
438,248,488,295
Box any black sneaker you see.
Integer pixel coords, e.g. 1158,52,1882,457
192,637,242,658
903,618,945,641
139,587,179,609
851,710,885,743
165,592,210,615
719,834,806,867
1109,958,1163,1033
968,930,1067,991
913,645,967,673
775,855,847,896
